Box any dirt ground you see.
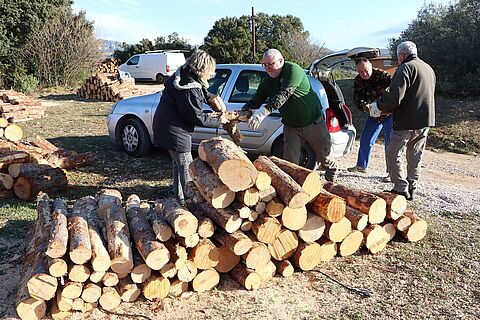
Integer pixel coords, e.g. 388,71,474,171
0,89,479,320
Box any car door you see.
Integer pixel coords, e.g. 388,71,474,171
122,55,142,78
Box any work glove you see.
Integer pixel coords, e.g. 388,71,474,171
219,113,230,124
368,102,382,118
208,95,227,112
248,106,270,130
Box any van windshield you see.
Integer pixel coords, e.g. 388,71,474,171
207,69,231,96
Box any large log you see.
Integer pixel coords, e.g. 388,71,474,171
187,196,241,233
169,278,189,297
189,238,219,270
309,189,346,223
68,197,93,264
130,248,152,284
392,214,412,232
98,287,121,311
46,199,69,258
251,214,281,244
229,264,262,290
267,228,298,260
280,205,308,231
212,229,253,256
256,260,277,282
149,205,173,242
400,209,428,242
126,195,170,270
338,230,364,256
47,258,68,277
323,182,386,224
0,172,14,189
3,123,23,141
13,166,67,200
255,171,272,191
213,245,240,273
96,190,133,274
85,199,111,272
297,213,325,243
362,225,390,254
192,268,220,292
46,152,95,170
189,157,235,208
376,191,407,220
81,282,102,303
324,217,352,243
381,221,396,242
317,238,337,262
117,277,141,302
68,264,90,283
254,155,309,209
61,281,83,299
198,136,258,192
292,241,322,271
242,241,271,270
270,156,323,202
0,150,29,169
141,275,170,300
176,260,198,282
344,206,369,231
274,260,294,278
156,198,198,237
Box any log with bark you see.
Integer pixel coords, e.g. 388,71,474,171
86,202,111,273
280,205,308,231
400,209,428,242
392,214,412,232
267,228,299,261
212,229,253,256
362,224,390,254
376,191,407,220
0,150,29,169
270,156,323,203
126,195,170,270
229,263,262,290
189,238,219,270
274,260,294,278
141,275,170,300
317,238,338,262
344,206,369,231
98,287,121,311
254,155,309,209
292,241,322,271
308,188,346,223
189,157,235,208
117,277,141,302
68,263,91,283
96,190,133,274
323,182,386,224
242,241,271,270
192,268,220,292
68,197,93,265
46,199,69,259
251,214,282,244
324,217,352,243
338,230,364,256
213,245,241,273
81,282,102,303
198,136,258,192
155,198,198,237
169,278,189,297
297,213,326,243
13,165,67,200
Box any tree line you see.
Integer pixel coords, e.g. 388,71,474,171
0,0,478,96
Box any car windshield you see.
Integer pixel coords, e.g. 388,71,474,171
207,69,231,96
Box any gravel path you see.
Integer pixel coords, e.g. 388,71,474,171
335,142,480,215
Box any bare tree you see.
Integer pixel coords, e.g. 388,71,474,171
285,33,331,68
23,8,101,88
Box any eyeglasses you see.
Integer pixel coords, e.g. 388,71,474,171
262,59,280,68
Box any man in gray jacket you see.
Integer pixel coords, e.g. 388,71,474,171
368,41,436,200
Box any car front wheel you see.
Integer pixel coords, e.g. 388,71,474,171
117,118,151,156
271,138,317,169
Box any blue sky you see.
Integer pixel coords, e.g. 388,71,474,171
72,0,451,51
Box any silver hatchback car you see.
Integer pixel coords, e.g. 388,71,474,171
106,48,388,168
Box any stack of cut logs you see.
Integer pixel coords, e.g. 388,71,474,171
0,135,94,200
16,137,427,320
95,58,121,74
0,90,46,122
76,73,147,102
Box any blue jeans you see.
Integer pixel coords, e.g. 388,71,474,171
356,115,393,169
168,151,193,203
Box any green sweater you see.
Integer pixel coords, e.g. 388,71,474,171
250,61,322,127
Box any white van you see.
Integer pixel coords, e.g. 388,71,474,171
119,50,186,83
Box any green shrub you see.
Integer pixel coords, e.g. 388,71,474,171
12,71,39,95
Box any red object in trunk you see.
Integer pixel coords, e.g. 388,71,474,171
326,108,340,133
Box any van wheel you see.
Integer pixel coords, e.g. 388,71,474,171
156,73,165,84
271,138,317,169
117,118,151,157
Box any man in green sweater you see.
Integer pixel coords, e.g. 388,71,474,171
243,48,337,182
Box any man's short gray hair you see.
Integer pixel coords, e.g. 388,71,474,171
397,41,417,57
263,48,284,60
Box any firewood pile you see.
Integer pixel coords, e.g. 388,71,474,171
15,136,427,320
95,58,121,74
0,134,95,201
76,73,147,102
0,90,46,122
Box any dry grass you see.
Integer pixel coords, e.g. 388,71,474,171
0,90,479,319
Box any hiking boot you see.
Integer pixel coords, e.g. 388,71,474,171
325,169,337,183
384,189,412,201
408,187,416,200
347,165,367,173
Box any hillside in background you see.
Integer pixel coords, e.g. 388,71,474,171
100,39,122,57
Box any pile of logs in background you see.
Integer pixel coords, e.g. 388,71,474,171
0,90,46,122
76,73,147,102
95,58,121,74
16,137,427,320
0,131,94,200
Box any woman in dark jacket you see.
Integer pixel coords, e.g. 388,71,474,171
153,50,227,204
